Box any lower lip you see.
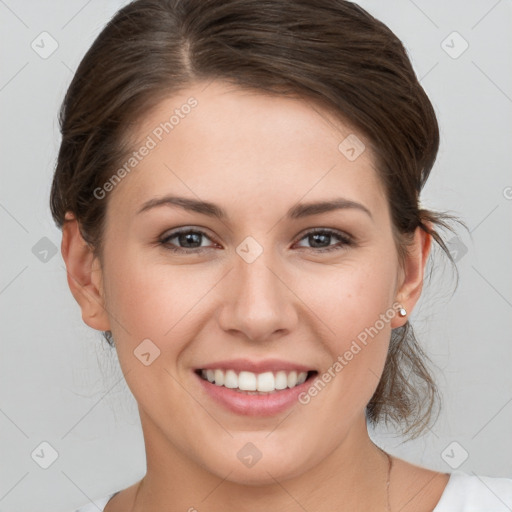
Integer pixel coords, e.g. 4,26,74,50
194,371,316,417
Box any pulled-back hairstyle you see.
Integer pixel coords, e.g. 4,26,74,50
50,0,462,438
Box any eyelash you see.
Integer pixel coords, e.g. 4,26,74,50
159,227,354,254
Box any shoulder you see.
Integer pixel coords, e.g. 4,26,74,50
434,471,512,512
389,456,512,512
72,492,119,512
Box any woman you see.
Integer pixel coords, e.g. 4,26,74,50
50,0,512,510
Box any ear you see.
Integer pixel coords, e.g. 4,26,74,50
60,212,111,332
390,225,432,329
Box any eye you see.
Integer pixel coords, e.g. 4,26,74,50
294,228,354,253
159,227,354,254
159,228,216,254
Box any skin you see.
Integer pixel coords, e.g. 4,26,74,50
61,80,450,511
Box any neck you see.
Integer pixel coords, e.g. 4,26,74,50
133,411,391,512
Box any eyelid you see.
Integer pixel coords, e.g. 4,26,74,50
159,226,220,250
293,226,353,243
292,227,354,252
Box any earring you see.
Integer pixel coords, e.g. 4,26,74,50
398,307,407,317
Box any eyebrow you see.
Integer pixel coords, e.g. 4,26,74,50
137,195,373,220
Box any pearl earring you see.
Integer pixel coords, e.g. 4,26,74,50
398,307,407,317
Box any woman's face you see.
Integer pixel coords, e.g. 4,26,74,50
91,80,419,483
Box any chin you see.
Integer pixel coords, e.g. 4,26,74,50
198,437,320,486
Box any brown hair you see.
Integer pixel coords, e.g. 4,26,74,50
50,0,464,437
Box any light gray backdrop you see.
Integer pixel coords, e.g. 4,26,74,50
1,1,511,511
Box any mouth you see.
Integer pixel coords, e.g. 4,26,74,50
195,368,318,394
193,362,319,417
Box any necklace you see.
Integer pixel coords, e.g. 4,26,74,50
379,446,393,512
386,451,393,511
131,449,393,511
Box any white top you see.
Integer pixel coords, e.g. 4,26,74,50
432,471,512,511
74,471,512,511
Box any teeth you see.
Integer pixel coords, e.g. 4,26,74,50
200,368,309,392
275,371,288,390
297,371,307,385
257,371,275,392
287,370,297,388
239,371,257,391
214,369,224,386
224,369,238,389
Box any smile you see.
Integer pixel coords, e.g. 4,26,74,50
197,368,315,394
194,361,319,416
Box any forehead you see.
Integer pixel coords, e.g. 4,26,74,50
108,80,388,222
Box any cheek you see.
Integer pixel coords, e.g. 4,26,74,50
102,251,224,366
304,250,398,343
100,255,222,420
297,251,398,407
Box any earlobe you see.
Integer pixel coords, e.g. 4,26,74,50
391,226,432,329
61,213,111,332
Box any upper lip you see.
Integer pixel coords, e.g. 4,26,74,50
197,358,315,374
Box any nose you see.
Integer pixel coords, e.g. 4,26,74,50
217,251,299,343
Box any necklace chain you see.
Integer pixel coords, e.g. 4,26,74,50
384,450,393,512
375,444,393,512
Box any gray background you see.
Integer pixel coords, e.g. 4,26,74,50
1,1,511,511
